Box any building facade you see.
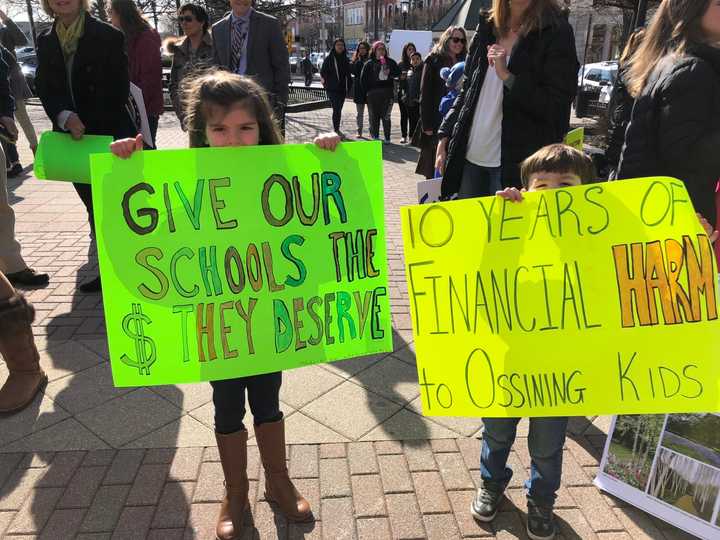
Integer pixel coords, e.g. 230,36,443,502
363,0,451,41
344,0,366,50
567,0,624,64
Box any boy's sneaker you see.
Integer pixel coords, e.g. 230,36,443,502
526,500,556,540
470,484,504,522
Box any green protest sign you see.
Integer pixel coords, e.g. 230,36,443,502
564,127,584,151
34,132,114,184
90,142,392,387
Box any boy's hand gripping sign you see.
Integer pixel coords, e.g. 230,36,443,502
91,142,392,387
401,178,720,418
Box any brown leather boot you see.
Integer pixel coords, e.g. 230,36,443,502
255,418,313,522
0,294,46,413
215,429,250,540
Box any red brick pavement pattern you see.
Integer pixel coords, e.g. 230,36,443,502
0,439,697,539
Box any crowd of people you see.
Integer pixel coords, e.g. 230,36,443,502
0,1,718,540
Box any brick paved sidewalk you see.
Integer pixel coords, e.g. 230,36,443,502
0,105,696,538
0,436,695,539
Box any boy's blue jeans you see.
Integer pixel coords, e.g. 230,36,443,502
480,416,569,508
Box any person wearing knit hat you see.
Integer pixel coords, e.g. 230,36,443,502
439,61,465,119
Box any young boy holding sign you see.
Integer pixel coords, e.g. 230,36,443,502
111,71,340,540
470,144,594,540
472,143,716,540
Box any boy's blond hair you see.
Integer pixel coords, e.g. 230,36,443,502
520,144,596,188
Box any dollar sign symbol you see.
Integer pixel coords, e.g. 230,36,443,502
121,303,157,376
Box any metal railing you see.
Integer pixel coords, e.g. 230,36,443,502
29,83,332,115
286,84,330,113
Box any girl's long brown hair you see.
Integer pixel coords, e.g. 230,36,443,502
182,70,282,147
626,0,712,97
491,0,562,37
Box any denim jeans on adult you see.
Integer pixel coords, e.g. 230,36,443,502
457,160,502,199
210,372,283,434
327,90,346,133
481,416,569,507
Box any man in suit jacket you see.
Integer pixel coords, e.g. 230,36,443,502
212,0,290,131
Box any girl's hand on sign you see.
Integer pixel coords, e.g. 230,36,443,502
697,213,719,243
496,187,525,202
313,132,341,151
110,134,144,159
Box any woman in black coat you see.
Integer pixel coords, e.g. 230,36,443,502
437,0,578,197
617,0,720,226
36,0,134,291
416,26,467,178
321,38,352,135
397,42,416,144
360,41,400,142
351,41,370,137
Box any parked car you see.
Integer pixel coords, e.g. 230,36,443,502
20,57,36,95
289,55,299,74
15,46,35,62
578,61,618,92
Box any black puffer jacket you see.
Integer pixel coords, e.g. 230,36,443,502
617,44,720,225
439,10,578,194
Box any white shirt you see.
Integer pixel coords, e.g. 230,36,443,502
465,65,505,167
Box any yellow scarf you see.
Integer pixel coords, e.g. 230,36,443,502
56,14,85,59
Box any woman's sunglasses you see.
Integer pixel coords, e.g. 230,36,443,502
178,15,196,23
450,37,467,44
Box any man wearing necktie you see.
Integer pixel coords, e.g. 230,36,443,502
212,0,290,134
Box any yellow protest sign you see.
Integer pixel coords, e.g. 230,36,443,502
401,177,720,418
564,127,584,151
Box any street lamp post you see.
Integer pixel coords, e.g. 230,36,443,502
401,0,409,30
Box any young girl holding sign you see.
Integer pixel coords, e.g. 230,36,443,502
111,71,340,540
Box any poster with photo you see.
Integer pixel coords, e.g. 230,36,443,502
596,414,720,539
